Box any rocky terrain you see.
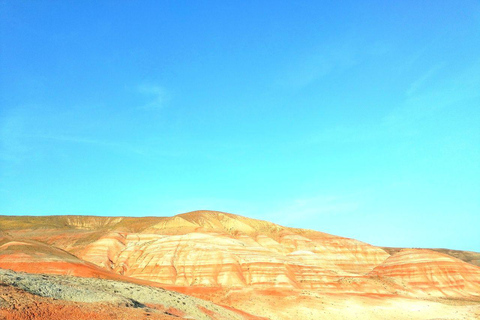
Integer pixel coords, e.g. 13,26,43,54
1,210,479,319
0,269,263,320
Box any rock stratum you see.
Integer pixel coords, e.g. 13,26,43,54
0,210,479,319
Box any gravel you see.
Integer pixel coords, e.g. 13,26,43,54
0,269,245,320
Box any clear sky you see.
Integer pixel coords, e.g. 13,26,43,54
1,1,479,251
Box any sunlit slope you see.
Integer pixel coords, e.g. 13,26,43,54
74,211,390,288
383,246,480,267
0,233,139,280
369,249,480,297
1,211,479,299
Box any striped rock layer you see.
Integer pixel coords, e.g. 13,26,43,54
1,211,479,299
369,249,480,297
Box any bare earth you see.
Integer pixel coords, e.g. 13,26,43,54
0,269,264,320
0,211,479,319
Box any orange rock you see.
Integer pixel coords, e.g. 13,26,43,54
0,237,116,278
78,226,388,288
1,210,479,302
369,249,480,297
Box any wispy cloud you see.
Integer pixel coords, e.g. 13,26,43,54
306,58,480,145
406,63,444,97
399,37,440,72
0,110,147,165
137,84,170,110
28,133,147,156
276,40,390,89
264,193,364,228
277,42,358,88
385,59,480,132
0,110,29,162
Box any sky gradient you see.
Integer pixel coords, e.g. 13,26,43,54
1,1,479,251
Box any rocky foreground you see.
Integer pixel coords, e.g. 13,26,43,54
0,268,262,320
0,210,480,319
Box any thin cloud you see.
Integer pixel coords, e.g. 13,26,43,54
137,84,170,110
0,106,150,165
276,40,389,89
277,46,357,89
265,194,363,228
305,59,480,146
29,134,147,156
0,112,29,162
406,63,444,97
385,59,480,132
399,37,440,72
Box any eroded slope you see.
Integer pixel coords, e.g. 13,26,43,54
0,269,263,320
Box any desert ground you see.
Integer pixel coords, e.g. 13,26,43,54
1,211,479,319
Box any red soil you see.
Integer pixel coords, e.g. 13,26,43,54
0,285,178,320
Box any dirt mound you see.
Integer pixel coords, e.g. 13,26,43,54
383,246,480,267
0,283,178,320
0,236,126,279
370,249,480,297
0,269,262,320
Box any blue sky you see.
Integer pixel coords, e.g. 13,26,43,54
1,1,479,251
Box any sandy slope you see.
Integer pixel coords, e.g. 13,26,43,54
1,211,480,319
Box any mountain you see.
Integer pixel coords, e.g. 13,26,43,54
1,210,479,319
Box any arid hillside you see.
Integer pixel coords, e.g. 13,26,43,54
1,210,479,319
0,268,264,320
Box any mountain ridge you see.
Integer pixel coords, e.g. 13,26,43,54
1,210,479,319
